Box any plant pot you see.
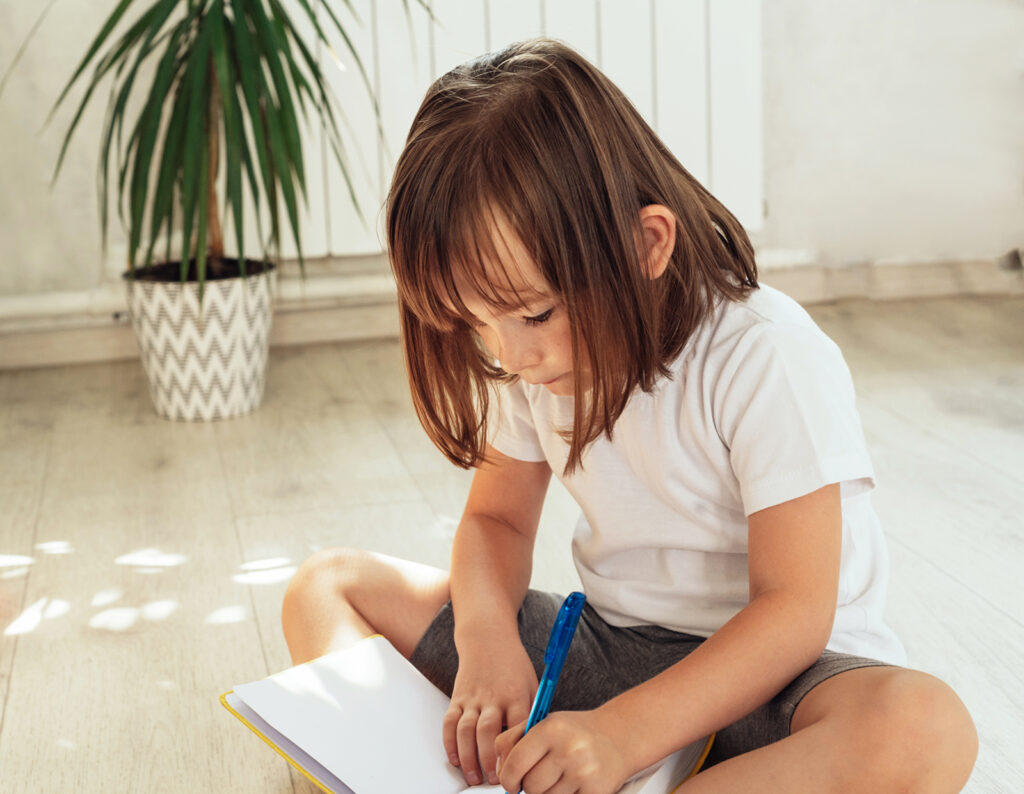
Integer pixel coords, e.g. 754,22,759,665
124,259,277,421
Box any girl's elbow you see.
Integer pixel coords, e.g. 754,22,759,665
802,605,836,663
778,594,835,667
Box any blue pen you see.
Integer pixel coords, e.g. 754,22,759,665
503,592,586,793
525,591,586,732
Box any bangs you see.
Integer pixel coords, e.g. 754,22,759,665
392,157,562,335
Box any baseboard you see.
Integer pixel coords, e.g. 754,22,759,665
759,255,1023,305
0,256,1020,372
0,263,402,371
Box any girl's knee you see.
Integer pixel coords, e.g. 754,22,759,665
283,549,449,662
852,670,977,790
284,547,371,609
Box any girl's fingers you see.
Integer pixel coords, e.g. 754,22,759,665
476,706,504,784
456,708,484,785
497,732,550,794
506,700,531,732
521,757,563,794
495,721,526,777
442,704,462,767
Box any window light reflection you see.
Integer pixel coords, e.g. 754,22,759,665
91,588,123,607
4,598,46,635
205,605,246,624
36,541,73,555
115,549,186,568
89,607,139,631
232,566,296,585
141,600,177,621
0,554,34,568
241,557,292,571
43,600,70,619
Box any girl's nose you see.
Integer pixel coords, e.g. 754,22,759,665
491,332,538,376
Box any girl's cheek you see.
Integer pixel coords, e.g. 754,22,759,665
477,329,499,358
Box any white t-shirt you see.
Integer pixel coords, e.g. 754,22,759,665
489,285,906,665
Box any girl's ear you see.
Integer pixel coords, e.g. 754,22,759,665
637,204,676,280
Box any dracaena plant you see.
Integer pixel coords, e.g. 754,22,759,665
44,0,384,298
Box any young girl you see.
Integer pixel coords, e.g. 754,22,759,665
282,39,977,793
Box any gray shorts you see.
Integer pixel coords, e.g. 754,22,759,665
409,590,891,767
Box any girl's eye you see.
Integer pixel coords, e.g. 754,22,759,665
524,308,554,326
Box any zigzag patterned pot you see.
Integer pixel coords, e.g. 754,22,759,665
125,263,277,421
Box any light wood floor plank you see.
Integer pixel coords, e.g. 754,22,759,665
333,339,477,521
0,295,1018,791
0,371,54,727
0,366,291,791
213,345,422,519
857,397,1024,623
887,540,1024,793
810,297,1024,481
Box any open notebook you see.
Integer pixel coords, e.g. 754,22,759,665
222,636,712,793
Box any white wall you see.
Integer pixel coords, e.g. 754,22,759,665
760,0,1024,265
1,0,1021,308
0,0,115,295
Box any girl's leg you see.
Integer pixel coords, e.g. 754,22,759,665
281,548,450,665
681,666,977,794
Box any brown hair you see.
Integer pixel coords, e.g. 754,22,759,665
386,38,757,474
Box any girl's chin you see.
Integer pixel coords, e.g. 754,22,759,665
541,375,574,396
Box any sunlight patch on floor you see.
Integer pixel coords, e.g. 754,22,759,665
115,548,187,568
91,588,123,607
4,598,47,635
233,558,295,585
36,541,73,554
0,554,34,568
89,600,180,631
205,605,247,624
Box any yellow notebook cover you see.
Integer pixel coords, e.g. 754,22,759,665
221,689,338,793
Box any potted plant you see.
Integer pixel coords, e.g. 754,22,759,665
33,0,376,420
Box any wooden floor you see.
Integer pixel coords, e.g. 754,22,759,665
0,294,1020,792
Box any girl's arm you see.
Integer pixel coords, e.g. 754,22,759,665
496,482,842,792
445,444,552,786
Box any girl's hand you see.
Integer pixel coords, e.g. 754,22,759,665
445,639,538,786
495,710,633,794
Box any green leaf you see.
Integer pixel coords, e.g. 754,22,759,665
178,20,212,279
230,6,276,235
126,19,191,268
253,58,303,269
165,181,174,266
259,107,281,258
101,1,185,252
195,102,210,305
144,52,191,267
248,1,305,197
231,80,267,260
210,1,245,269
269,7,317,122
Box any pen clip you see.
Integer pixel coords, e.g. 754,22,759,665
544,591,584,663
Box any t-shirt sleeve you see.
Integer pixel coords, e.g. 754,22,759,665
713,321,875,516
487,379,547,462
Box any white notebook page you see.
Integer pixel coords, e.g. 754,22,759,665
233,636,501,794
